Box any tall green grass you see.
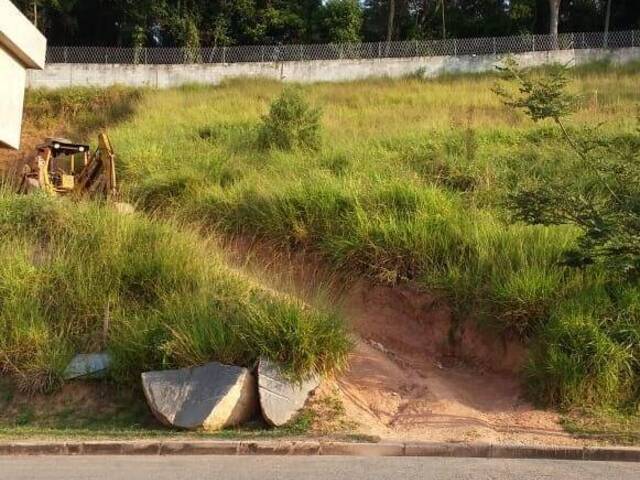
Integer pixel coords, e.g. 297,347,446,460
526,283,640,410
0,192,349,393
21,64,640,411
23,87,143,136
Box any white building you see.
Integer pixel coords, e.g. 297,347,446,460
0,0,46,149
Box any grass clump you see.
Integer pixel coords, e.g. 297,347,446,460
0,192,349,393
258,87,322,151
526,288,639,409
561,407,640,445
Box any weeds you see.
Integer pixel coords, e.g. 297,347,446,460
24,87,142,136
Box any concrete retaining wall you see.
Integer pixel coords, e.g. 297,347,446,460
0,0,46,148
27,47,640,90
0,48,27,149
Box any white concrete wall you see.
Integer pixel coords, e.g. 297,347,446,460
0,48,27,149
27,47,640,90
0,0,46,69
0,0,46,149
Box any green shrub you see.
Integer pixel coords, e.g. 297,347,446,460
258,87,322,151
496,59,640,279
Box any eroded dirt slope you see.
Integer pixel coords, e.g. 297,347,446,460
227,242,583,445
314,281,577,445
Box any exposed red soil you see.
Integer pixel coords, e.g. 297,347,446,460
344,281,528,373
329,340,574,444
331,282,576,444
0,120,64,177
224,240,585,445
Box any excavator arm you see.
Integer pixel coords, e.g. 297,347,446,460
74,133,118,198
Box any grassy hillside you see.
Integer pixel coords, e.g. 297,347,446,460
3,63,639,421
0,192,349,393
102,63,640,412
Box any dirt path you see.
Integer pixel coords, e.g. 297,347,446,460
331,340,576,444
325,282,580,445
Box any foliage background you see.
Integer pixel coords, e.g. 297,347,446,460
11,0,640,48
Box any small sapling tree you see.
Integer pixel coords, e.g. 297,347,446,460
258,87,323,151
495,59,640,279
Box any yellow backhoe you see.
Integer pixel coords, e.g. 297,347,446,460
18,133,118,199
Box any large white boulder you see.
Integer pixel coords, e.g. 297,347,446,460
258,359,320,427
141,362,257,431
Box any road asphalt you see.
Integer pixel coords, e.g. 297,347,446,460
0,455,638,480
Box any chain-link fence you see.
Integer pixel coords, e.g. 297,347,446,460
46,30,639,65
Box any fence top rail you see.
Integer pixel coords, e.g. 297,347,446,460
45,30,639,64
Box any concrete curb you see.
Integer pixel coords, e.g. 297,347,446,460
0,441,638,461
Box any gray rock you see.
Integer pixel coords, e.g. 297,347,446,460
141,362,257,431
64,353,111,380
258,359,320,427
114,202,135,214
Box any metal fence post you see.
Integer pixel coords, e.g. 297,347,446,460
633,30,636,48
454,38,457,56
222,46,226,63
300,44,304,61
261,45,265,63
532,35,535,52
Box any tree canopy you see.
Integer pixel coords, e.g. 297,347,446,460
10,0,640,47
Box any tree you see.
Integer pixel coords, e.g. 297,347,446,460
438,0,446,39
560,0,604,33
362,0,413,41
32,0,40,27
387,0,395,41
549,0,561,35
317,0,363,43
604,0,612,47
181,15,201,62
495,59,640,278
11,0,640,46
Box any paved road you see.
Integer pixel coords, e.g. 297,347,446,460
0,456,638,480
